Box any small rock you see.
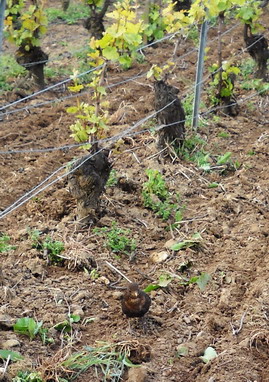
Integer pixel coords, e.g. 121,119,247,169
127,366,147,382
150,251,169,263
2,339,20,349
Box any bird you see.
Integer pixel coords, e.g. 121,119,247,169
121,283,151,331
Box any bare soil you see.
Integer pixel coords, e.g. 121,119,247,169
0,2,269,382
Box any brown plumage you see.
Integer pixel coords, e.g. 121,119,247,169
121,283,151,318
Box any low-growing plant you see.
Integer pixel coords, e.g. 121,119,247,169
106,169,118,187
13,317,53,345
29,229,65,265
144,273,174,292
142,169,184,224
0,349,24,361
62,341,139,381
218,131,230,138
0,233,16,253
145,270,211,292
178,136,239,173
241,78,269,95
208,62,240,115
54,314,81,334
13,317,43,341
143,2,167,43
170,232,202,251
45,3,89,24
13,370,43,382
93,222,136,256
0,54,26,92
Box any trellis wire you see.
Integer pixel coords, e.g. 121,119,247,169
0,98,177,219
0,30,267,158
0,82,267,220
0,21,241,117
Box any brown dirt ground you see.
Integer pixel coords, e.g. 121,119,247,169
0,2,269,382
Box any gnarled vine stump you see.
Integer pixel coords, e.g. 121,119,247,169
83,0,110,39
16,46,48,89
244,24,269,81
68,149,112,226
154,80,185,154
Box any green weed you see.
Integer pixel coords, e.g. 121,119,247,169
0,350,24,361
13,317,43,341
54,314,81,334
62,341,139,382
106,169,118,187
218,131,230,138
0,55,26,92
142,169,184,223
93,222,136,256
44,65,72,79
239,58,256,78
241,78,269,95
13,317,53,345
144,3,167,42
29,229,65,265
170,232,202,251
45,3,89,24
145,270,211,292
0,233,16,253
13,371,43,382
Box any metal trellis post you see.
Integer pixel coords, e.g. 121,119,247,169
0,0,6,54
192,19,208,130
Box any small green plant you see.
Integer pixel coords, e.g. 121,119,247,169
0,54,26,91
106,169,118,187
208,182,219,188
208,62,240,107
89,269,100,279
142,169,183,223
45,3,89,24
93,222,136,256
186,272,211,291
241,78,269,95
62,341,139,381
13,370,43,382
29,229,65,265
144,3,167,42
200,346,218,363
13,317,43,341
0,233,16,253
0,349,24,361
218,131,230,138
170,232,202,251
144,273,174,292
54,314,81,333
240,58,256,78
145,269,211,292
